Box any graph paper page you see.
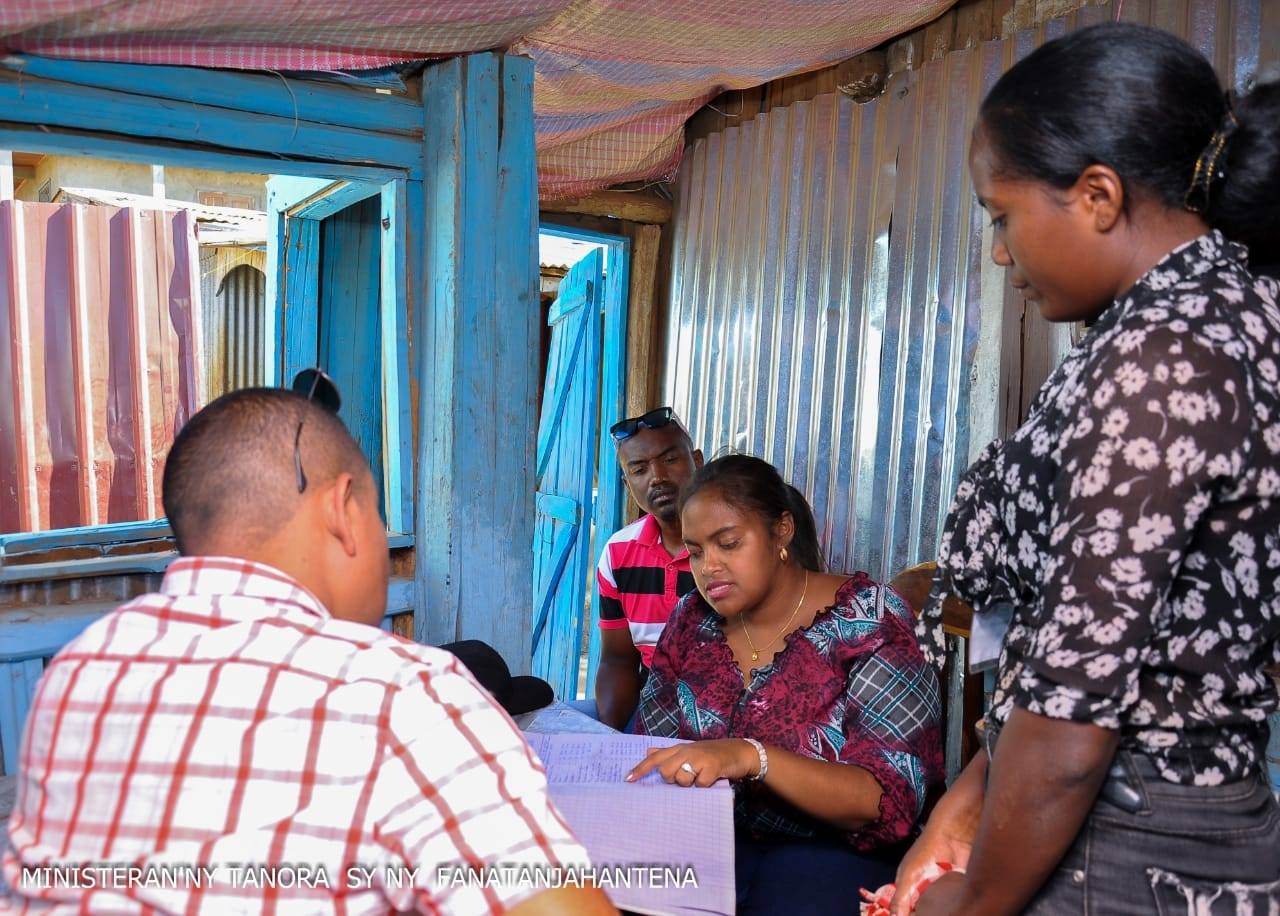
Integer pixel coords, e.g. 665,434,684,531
525,733,735,915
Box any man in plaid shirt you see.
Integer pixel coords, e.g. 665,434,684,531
2,388,614,915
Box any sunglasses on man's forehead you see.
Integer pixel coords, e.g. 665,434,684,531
290,368,342,494
609,406,685,442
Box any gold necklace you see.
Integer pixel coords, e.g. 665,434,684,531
741,571,809,663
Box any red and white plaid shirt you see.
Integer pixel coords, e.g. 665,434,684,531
2,557,589,915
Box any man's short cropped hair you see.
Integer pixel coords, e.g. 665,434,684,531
161,387,368,554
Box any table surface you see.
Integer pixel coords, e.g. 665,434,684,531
515,700,618,736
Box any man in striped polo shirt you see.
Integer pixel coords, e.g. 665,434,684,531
593,407,703,729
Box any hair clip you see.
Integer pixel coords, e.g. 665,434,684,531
1184,110,1238,213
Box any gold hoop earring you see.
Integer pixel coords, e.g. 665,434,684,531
780,547,789,564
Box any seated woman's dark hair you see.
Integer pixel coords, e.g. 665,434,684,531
979,22,1280,265
679,454,825,573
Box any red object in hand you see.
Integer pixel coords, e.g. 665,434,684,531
859,861,959,915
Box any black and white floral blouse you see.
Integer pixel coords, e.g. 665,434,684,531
920,231,1280,786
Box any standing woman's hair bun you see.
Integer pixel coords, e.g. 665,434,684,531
1210,78,1280,269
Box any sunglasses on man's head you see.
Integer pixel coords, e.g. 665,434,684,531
609,406,683,442
290,368,342,494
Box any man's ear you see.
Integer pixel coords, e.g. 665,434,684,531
1072,163,1125,234
693,448,705,469
321,472,359,558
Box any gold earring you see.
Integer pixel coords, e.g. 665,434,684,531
780,547,789,564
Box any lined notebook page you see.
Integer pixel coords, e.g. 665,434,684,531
526,733,735,916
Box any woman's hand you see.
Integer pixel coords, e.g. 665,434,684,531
889,751,986,916
888,816,974,915
626,739,759,787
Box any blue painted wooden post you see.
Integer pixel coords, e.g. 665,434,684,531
266,176,327,384
380,181,413,536
417,54,539,670
282,220,321,384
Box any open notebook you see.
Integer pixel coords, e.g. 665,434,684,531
525,733,735,916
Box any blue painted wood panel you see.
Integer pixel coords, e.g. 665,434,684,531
0,658,43,776
282,218,321,386
534,226,632,697
587,240,631,695
417,54,539,672
532,248,603,699
3,56,422,134
0,67,422,174
0,552,175,585
0,518,171,553
0,126,403,185
380,182,413,536
319,195,385,515
289,181,384,222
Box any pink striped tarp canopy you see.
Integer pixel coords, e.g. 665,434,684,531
0,1,953,196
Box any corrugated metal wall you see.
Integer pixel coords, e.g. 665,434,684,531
0,201,203,534
199,251,266,399
664,0,1277,582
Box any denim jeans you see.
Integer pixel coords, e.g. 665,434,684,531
1025,750,1280,914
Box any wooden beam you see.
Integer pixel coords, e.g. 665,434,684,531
2,55,422,134
0,68,423,175
625,224,663,419
285,179,384,221
0,123,405,184
954,0,997,48
542,189,672,225
923,9,957,61
887,30,925,75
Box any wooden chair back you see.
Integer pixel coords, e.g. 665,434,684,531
888,561,984,769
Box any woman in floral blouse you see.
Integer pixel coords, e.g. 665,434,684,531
894,23,1280,916
626,454,944,915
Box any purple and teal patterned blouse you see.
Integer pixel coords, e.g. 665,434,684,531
633,572,945,851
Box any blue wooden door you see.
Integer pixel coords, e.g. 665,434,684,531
317,195,384,517
268,180,388,519
532,249,603,698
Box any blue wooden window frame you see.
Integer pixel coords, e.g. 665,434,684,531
0,55,419,577
266,177,414,537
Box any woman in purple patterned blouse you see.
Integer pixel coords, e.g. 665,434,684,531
625,455,944,915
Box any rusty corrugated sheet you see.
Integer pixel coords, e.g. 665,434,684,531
0,201,203,534
664,0,1275,583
